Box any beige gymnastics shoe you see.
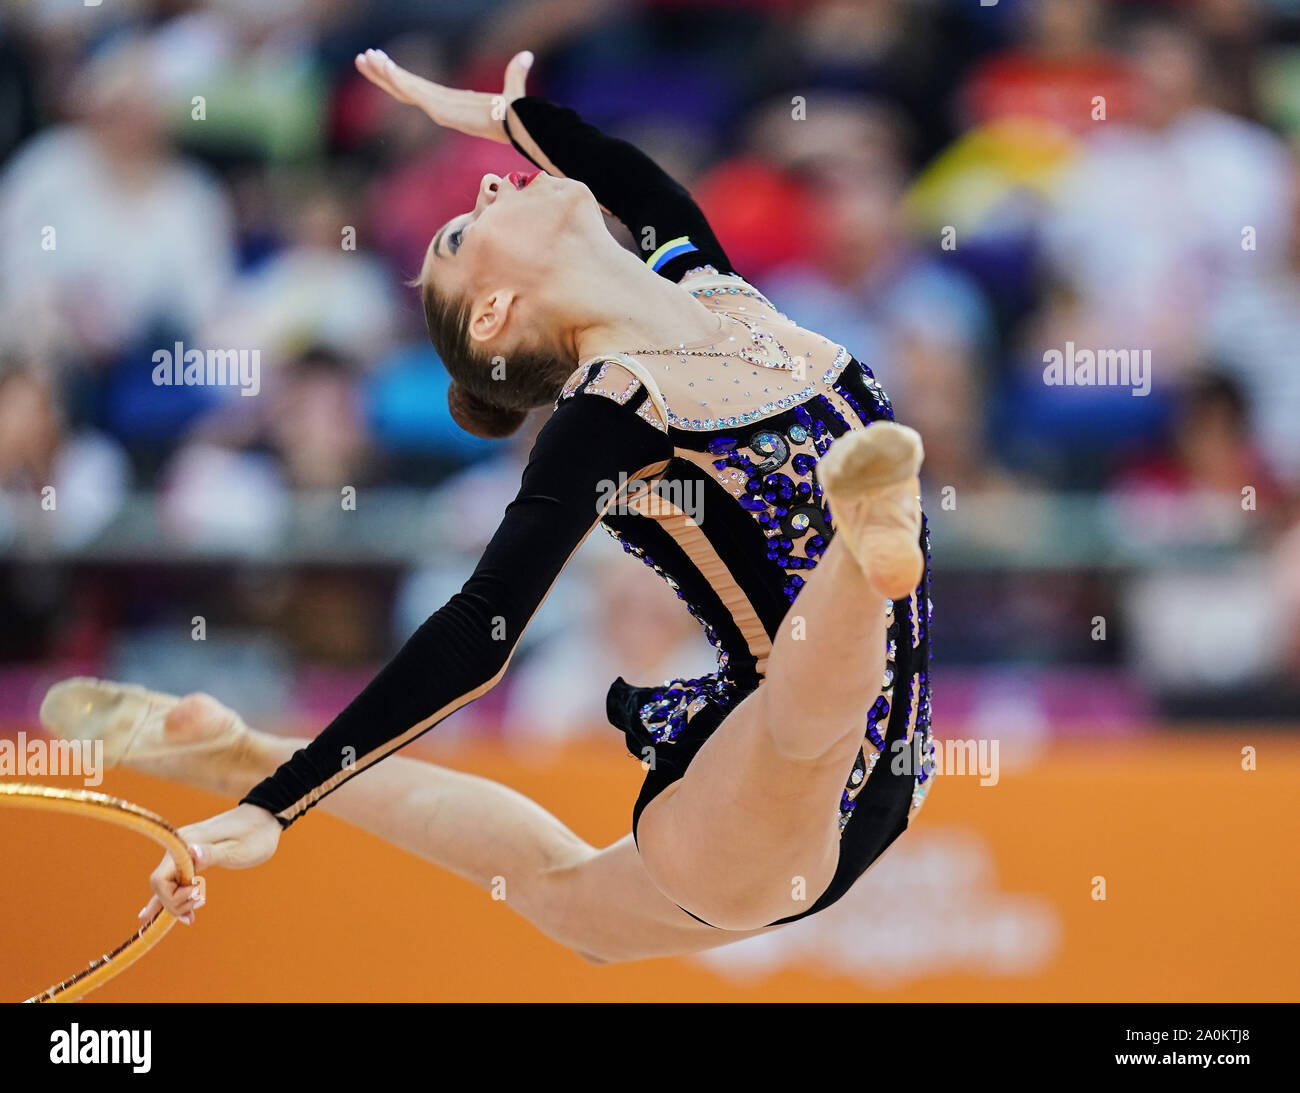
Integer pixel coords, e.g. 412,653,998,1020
40,677,249,777
816,422,925,600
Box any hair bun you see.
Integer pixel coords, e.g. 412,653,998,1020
447,381,527,439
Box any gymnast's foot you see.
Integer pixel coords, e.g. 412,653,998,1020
40,678,261,796
816,422,925,600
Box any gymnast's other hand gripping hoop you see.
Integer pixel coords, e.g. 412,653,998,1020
0,782,194,1003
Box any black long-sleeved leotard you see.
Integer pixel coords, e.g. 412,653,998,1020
241,97,936,927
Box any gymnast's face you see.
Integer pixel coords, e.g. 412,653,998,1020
419,170,603,356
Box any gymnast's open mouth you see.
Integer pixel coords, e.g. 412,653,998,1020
506,170,541,190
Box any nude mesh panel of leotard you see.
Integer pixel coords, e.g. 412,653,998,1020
611,272,854,431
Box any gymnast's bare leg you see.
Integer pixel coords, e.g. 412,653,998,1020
43,686,766,963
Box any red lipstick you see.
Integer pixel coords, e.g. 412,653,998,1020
506,170,541,190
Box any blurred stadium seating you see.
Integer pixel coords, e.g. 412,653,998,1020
1,0,1297,1000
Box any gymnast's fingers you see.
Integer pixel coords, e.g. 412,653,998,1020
502,50,533,105
356,49,392,84
357,48,435,110
148,852,201,922
353,48,411,103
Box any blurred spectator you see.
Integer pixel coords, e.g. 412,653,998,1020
0,14,39,164
1108,371,1286,548
150,1,328,164
1192,0,1275,120
1271,503,1300,679
366,341,507,479
694,92,908,278
959,0,1135,136
1040,14,1294,364
204,181,400,368
693,156,817,280
0,362,131,551
996,283,1174,487
393,412,550,665
0,37,235,366
1258,33,1300,139
775,0,962,163
157,347,377,551
1210,152,1300,487
266,346,379,489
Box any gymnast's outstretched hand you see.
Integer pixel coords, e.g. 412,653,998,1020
140,804,281,925
354,46,533,143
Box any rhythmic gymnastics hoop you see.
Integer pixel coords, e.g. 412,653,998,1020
0,782,194,1003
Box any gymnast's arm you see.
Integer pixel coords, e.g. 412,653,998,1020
350,48,733,280
503,96,735,280
239,392,672,828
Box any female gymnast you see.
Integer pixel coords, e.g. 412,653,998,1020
43,49,936,961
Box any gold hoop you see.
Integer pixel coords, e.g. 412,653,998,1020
0,782,194,1003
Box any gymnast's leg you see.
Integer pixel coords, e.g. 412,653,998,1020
43,685,762,962
226,718,751,962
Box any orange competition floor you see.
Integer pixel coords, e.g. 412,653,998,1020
2,731,1297,1001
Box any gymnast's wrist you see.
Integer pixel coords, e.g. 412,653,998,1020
237,789,292,830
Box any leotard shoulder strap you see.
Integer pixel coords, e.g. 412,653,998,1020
558,355,669,432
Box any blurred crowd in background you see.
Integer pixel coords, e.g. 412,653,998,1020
1,0,1298,737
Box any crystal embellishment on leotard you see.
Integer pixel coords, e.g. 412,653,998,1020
821,345,850,385
585,360,643,404
832,359,894,423
635,397,668,432
635,674,737,743
662,384,822,430
705,413,842,597
556,364,592,403
626,277,853,430
687,282,778,310
681,264,723,281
